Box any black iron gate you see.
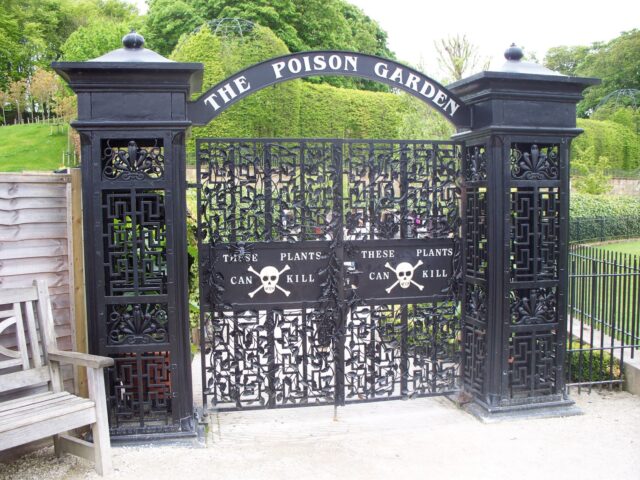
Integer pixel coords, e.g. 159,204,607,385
197,138,462,410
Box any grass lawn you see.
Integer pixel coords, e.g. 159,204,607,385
0,123,70,172
597,240,640,257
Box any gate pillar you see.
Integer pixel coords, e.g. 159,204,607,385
449,45,598,416
53,33,203,439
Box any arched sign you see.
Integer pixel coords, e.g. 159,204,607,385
188,51,471,128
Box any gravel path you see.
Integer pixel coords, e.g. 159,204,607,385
2,390,639,480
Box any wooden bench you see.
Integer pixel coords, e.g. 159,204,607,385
0,280,114,475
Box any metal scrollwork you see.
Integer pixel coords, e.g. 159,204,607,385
198,139,462,409
510,288,557,325
464,145,487,182
103,140,164,180
511,144,559,180
107,303,168,345
465,284,487,323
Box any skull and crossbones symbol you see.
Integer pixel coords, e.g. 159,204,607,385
385,260,424,293
247,265,291,298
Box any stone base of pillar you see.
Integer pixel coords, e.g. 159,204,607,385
449,393,582,423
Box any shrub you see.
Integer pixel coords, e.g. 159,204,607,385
571,145,612,195
567,341,622,384
570,192,640,218
574,118,639,172
570,193,640,242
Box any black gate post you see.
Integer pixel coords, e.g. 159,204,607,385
450,45,598,417
53,33,203,439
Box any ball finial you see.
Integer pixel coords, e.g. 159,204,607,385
504,43,524,61
122,30,145,49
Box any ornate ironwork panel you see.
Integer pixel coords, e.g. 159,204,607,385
84,135,185,436
508,331,556,396
506,142,563,400
198,138,462,410
107,351,174,434
102,139,165,181
102,190,167,296
460,144,488,398
106,303,169,345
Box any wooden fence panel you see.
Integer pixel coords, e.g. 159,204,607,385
0,173,81,394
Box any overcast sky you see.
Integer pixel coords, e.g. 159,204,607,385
130,0,638,76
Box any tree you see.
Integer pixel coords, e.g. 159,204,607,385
142,0,203,57
145,0,394,90
579,30,640,116
60,20,131,61
544,45,590,76
544,30,640,117
0,0,138,90
30,68,59,119
0,0,29,90
0,90,10,125
53,94,77,123
434,34,488,82
8,79,26,123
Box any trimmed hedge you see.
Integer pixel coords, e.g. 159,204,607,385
171,24,454,155
574,119,640,172
570,193,640,243
567,341,622,384
570,192,640,217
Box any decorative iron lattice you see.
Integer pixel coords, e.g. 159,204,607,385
102,139,164,181
462,324,486,397
464,145,487,182
102,190,167,296
508,331,556,396
344,302,458,400
465,283,487,324
511,144,558,180
510,186,560,282
507,142,563,399
106,303,169,345
203,309,335,408
460,144,489,398
108,351,173,434
465,187,488,279
510,288,557,325
198,139,462,410
89,135,176,436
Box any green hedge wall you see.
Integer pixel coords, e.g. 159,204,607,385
571,192,640,217
171,24,454,154
574,119,640,171
570,192,640,243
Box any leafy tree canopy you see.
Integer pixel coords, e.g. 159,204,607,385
544,30,640,116
0,0,137,90
145,0,393,90
60,20,132,61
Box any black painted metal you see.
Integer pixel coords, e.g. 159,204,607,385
51,31,604,428
52,37,203,438
450,54,599,413
197,139,462,410
188,51,470,128
567,244,640,391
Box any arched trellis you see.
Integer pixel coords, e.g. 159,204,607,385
188,50,471,129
